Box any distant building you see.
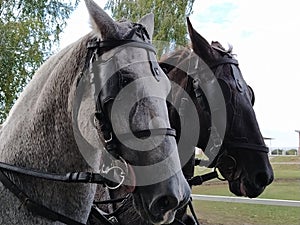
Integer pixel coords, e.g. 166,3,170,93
264,137,274,155
295,130,300,155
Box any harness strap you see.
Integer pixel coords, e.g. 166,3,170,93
97,40,156,54
89,205,115,225
0,161,107,184
209,58,238,69
188,199,200,225
0,170,85,225
117,128,176,140
90,194,132,225
188,171,218,186
93,197,127,205
224,141,269,153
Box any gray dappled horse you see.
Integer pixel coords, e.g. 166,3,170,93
89,18,274,225
0,1,190,224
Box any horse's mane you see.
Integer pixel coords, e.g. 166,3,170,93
159,47,192,76
160,47,191,65
211,41,235,56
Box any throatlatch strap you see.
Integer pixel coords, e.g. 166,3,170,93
0,170,85,225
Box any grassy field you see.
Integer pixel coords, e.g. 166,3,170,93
191,156,300,225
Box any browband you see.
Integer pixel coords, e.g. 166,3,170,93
88,39,157,55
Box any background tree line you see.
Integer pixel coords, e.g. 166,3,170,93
0,0,194,123
0,0,79,123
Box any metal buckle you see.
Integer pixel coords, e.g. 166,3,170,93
89,49,98,72
101,157,128,190
108,216,120,225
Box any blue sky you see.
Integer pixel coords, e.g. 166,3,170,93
59,0,300,148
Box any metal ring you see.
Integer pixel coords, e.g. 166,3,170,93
104,132,113,143
214,167,226,181
101,157,129,190
215,154,238,181
101,165,126,190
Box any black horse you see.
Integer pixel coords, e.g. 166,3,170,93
88,18,274,225
160,17,274,197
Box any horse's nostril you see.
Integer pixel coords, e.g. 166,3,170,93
161,197,171,208
150,195,179,215
255,172,273,187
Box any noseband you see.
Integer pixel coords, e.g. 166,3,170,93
0,24,176,225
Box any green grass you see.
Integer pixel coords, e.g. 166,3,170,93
190,156,300,225
272,164,300,180
193,201,300,225
270,155,300,163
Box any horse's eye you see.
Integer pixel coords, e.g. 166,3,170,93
162,67,169,74
121,76,132,87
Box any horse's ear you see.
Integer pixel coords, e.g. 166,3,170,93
84,0,119,39
187,17,214,63
138,13,154,40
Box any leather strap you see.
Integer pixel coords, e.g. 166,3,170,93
0,161,107,184
88,39,156,56
209,58,238,69
89,205,115,225
99,40,156,53
117,128,176,140
0,170,85,225
224,141,269,153
188,171,218,186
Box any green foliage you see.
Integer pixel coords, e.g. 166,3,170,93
105,0,195,57
286,149,298,155
271,148,298,155
0,0,79,123
271,149,284,155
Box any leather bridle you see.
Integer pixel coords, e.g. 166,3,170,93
0,24,176,225
187,46,269,180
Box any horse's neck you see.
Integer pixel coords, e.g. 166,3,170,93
1,38,87,168
0,34,99,224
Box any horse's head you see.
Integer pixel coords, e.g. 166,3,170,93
84,1,190,223
185,18,273,198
